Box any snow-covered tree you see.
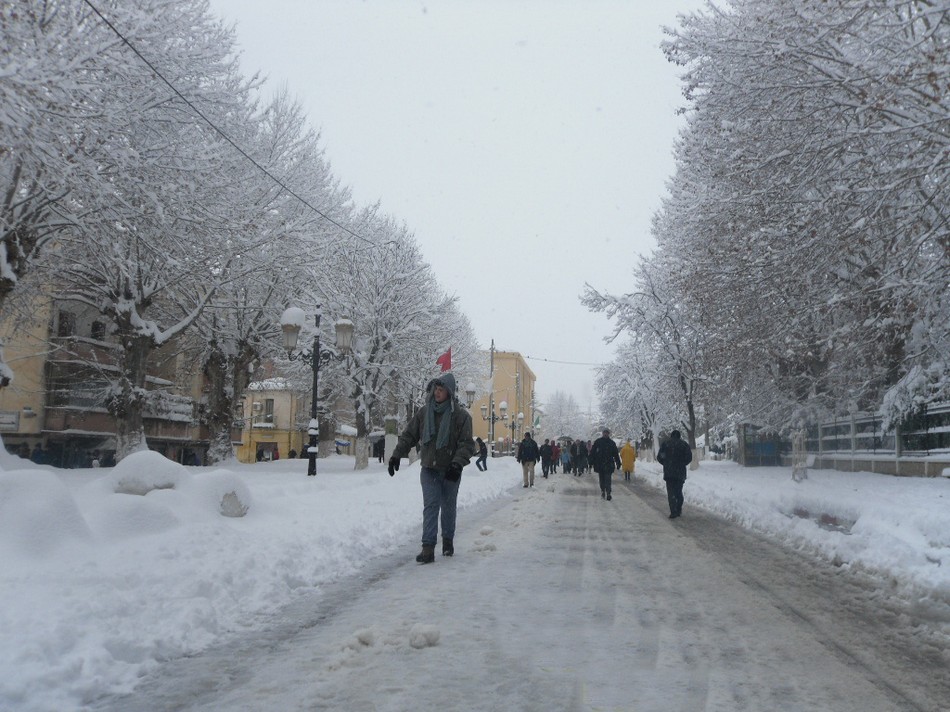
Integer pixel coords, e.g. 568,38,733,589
313,211,478,470
194,88,353,463
583,259,709,449
611,0,950,436
31,0,258,459
541,390,589,443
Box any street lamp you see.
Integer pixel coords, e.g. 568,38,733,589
507,411,524,455
464,382,476,409
280,305,354,477
481,399,508,457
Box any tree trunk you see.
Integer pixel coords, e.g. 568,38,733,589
318,414,335,458
109,334,152,461
354,406,369,470
202,342,254,465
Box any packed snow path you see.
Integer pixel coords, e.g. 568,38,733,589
95,474,949,712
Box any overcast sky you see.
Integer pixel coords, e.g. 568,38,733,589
208,0,706,409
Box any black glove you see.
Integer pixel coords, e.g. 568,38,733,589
445,462,463,482
388,456,400,477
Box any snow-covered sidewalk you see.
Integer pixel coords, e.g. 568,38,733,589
1,451,949,710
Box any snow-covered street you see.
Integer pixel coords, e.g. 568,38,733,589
85,462,949,712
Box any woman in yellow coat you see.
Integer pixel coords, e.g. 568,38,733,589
619,439,637,481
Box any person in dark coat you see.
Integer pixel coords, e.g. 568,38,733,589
516,432,540,487
539,438,553,478
389,373,476,563
475,437,488,471
589,428,621,500
656,429,693,518
571,437,588,476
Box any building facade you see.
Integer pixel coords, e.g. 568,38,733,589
470,348,536,456
0,296,232,466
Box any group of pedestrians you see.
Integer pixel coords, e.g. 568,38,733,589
386,369,693,565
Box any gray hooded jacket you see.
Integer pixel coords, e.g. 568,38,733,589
391,373,476,471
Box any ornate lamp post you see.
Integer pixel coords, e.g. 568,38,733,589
280,306,354,477
464,382,477,409
481,399,508,457
508,411,525,455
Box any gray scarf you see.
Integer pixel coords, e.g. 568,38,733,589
422,396,453,450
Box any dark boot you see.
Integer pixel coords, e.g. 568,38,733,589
442,538,454,557
416,544,435,563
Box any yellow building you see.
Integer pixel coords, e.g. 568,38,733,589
0,296,216,466
234,377,358,464
470,345,536,457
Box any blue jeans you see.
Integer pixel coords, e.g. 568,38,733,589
420,466,461,545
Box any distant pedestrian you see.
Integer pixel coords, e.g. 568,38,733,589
539,438,553,478
560,445,571,473
589,428,621,500
475,437,488,471
388,373,475,563
517,432,540,487
571,438,588,475
657,430,693,518
550,441,560,473
619,439,637,481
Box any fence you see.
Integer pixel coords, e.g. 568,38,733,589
738,402,950,476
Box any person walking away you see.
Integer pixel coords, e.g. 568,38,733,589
539,438,553,478
589,428,621,500
475,437,488,471
516,432,540,487
550,441,560,473
656,429,692,518
619,438,637,481
572,438,588,476
388,373,475,563
560,444,571,474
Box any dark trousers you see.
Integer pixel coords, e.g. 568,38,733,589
475,454,487,471
665,478,685,515
541,459,551,476
598,467,613,496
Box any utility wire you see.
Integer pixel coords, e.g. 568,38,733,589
523,355,605,367
82,0,372,246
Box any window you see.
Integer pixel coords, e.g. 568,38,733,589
57,311,76,337
91,321,106,341
264,398,274,423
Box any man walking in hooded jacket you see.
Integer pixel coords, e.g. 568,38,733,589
656,429,693,518
389,373,475,563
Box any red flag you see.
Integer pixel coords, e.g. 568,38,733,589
436,348,452,372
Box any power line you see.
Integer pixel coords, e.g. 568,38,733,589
523,355,605,367
82,0,372,246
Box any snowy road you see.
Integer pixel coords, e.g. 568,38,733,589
95,473,949,712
